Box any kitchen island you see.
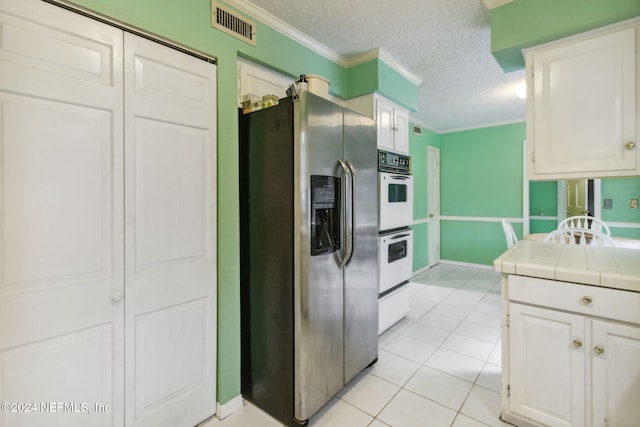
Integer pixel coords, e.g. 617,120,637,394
493,240,640,427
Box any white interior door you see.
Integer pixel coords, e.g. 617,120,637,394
565,179,587,217
0,1,125,425
427,147,440,266
124,33,217,427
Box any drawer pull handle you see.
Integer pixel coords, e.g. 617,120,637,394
594,346,605,355
573,339,583,348
582,296,592,304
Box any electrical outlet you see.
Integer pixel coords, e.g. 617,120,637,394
603,199,613,209
630,199,638,209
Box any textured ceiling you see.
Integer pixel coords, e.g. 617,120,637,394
243,0,526,132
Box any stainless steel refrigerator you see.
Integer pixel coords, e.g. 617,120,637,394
239,91,378,426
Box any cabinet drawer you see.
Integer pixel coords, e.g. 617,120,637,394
508,275,640,324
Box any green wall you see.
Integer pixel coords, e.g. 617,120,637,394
529,180,558,233
602,177,640,238
439,123,525,265
410,126,441,271
528,178,640,237
441,124,524,217
377,61,418,111
440,220,521,265
490,0,640,71
64,0,417,404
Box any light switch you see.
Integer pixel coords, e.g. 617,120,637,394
603,199,613,209
630,199,638,209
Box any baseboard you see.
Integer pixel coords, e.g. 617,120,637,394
411,264,432,277
216,395,243,420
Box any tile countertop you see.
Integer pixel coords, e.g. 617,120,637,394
493,240,640,293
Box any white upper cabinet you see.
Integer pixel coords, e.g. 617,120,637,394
237,58,293,105
525,18,640,180
347,93,410,154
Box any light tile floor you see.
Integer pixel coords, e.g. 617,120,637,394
205,264,512,427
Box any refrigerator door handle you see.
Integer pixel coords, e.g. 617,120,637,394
345,159,356,266
337,159,352,269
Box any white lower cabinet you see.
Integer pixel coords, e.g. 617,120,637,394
503,275,640,427
591,320,640,427
509,303,585,427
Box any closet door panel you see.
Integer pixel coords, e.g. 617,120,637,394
0,1,125,426
124,33,217,427
134,119,208,270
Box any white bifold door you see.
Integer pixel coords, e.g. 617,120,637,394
123,33,217,427
0,1,217,426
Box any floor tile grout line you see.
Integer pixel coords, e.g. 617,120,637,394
396,282,500,367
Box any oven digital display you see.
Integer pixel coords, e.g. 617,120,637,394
378,150,411,174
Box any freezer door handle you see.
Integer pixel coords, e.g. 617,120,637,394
345,159,356,266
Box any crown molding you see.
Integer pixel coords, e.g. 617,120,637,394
442,118,525,134
481,0,514,10
224,0,422,85
224,0,348,66
408,116,439,134
377,49,423,85
342,48,379,67
345,48,422,85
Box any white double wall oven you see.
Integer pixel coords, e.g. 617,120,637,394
377,150,413,333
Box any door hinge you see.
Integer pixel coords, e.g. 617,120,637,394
531,151,535,163
506,385,511,397
505,314,510,327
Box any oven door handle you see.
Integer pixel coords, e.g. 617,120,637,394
337,159,352,269
391,233,410,239
389,175,410,180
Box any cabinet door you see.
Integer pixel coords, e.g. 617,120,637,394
529,24,638,179
591,320,640,427
376,97,395,151
238,58,292,106
393,107,410,154
509,303,585,427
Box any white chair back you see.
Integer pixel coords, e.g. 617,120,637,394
544,228,617,247
558,215,611,236
501,219,518,249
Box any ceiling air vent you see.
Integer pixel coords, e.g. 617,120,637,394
413,125,422,136
211,1,256,46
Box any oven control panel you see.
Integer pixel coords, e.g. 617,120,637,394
378,150,411,174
